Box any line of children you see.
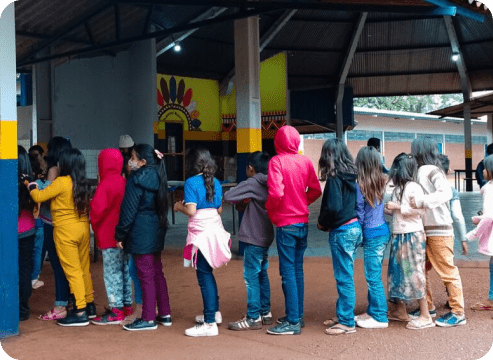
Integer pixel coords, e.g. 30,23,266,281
29,148,96,326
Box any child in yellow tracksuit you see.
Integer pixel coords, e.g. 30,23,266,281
30,148,95,327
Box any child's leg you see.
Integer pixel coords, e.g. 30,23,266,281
243,244,263,320
31,223,44,281
426,236,464,315
363,233,389,323
489,257,493,301
129,255,142,305
259,247,271,316
328,224,362,328
425,250,435,311
153,253,171,316
19,235,35,319
43,223,69,308
102,248,124,309
122,253,133,307
417,297,431,321
195,250,218,324
54,226,87,311
134,254,158,322
294,225,308,321
78,224,94,305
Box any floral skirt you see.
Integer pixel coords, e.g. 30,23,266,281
387,231,426,302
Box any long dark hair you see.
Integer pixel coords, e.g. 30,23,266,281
410,137,442,168
133,144,168,229
355,146,387,208
18,146,35,215
318,138,357,181
391,154,419,202
59,149,91,217
46,136,72,170
186,148,217,202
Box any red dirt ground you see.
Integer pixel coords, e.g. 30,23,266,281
2,250,493,360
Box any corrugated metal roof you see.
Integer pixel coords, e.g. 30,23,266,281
14,0,493,97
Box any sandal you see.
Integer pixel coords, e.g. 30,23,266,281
38,308,67,321
406,318,436,330
323,318,338,327
471,302,493,311
325,323,356,335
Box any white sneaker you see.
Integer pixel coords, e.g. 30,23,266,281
356,316,388,329
185,322,219,337
32,279,44,289
354,313,371,322
195,311,222,325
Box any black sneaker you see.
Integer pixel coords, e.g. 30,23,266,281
267,321,301,335
261,312,273,325
277,316,305,328
57,311,89,327
86,302,97,319
123,318,158,331
228,316,262,331
156,315,172,327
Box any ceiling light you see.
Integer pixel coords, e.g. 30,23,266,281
452,53,459,61
174,42,181,52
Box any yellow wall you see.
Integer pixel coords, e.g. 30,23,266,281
157,75,222,132
220,52,287,115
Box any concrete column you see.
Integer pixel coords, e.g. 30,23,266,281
129,38,157,146
0,3,20,337
487,114,493,145
234,17,262,255
33,49,53,145
464,103,473,191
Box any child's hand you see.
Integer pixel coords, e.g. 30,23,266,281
385,201,400,211
472,216,481,225
461,241,468,255
317,223,329,232
409,196,417,209
117,241,124,250
174,200,184,213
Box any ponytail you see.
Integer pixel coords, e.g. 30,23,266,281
185,148,217,203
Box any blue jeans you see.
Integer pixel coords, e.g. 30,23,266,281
42,223,70,307
488,257,493,301
195,250,219,323
102,248,132,309
363,231,390,323
243,244,271,320
328,221,363,328
31,220,44,281
129,254,142,305
276,223,308,324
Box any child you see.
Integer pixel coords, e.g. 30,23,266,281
223,151,274,331
174,148,231,337
354,146,390,329
385,154,434,330
90,149,131,325
466,155,493,312
409,137,466,327
28,145,47,290
18,146,37,321
30,148,95,326
317,139,361,336
266,126,322,336
116,144,171,331
37,137,73,320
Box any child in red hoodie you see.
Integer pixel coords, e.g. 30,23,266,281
265,126,322,335
90,149,131,325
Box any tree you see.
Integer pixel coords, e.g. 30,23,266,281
353,94,463,113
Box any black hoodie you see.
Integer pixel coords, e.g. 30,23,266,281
115,166,166,254
318,172,358,231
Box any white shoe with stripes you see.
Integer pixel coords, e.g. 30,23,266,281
228,316,262,331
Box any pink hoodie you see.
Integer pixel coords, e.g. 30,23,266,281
265,126,322,227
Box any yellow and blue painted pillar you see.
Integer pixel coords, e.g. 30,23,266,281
0,3,20,338
234,17,262,255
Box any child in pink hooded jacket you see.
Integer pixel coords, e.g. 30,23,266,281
265,126,322,335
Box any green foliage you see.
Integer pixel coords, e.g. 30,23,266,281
353,94,463,113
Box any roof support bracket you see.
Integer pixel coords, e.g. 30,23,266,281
335,12,367,139
425,0,484,22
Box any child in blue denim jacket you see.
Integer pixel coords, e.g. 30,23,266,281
317,139,362,336
354,146,390,329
